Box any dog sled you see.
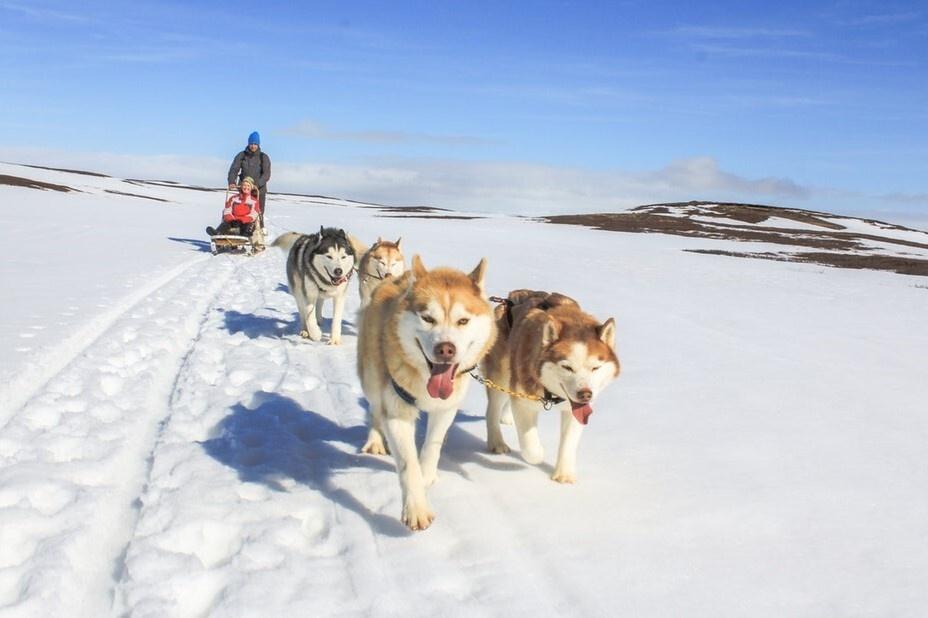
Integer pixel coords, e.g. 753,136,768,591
210,186,266,256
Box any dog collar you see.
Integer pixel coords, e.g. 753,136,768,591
391,377,418,407
543,389,566,407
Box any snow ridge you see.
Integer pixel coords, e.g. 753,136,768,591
0,256,235,614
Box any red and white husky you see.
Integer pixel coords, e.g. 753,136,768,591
357,256,497,530
481,290,620,483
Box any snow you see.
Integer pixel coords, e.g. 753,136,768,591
1,163,927,616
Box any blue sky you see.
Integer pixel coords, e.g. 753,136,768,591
1,0,926,217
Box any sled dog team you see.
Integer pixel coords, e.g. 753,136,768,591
272,227,621,531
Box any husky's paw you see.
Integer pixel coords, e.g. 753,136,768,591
521,446,544,465
361,436,388,455
487,438,510,454
300,327,322,341
327,336,341,346
402,500,435,531
551,469,577,484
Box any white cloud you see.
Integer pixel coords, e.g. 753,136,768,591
664,25,811,39
279,120,498,147
268,155,811,214
0,146,867,216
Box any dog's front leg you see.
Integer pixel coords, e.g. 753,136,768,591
485,388,511,454
300,300,323,341
551,407,584,483
385,415,434,531
511,398,544,464
314,297,325,327
328,292,346,345
361,399,388,455
419,408,456,487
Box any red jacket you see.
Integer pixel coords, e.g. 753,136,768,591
223,190,260,224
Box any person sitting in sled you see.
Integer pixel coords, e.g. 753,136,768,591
206,176,261,237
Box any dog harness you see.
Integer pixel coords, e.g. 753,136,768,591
473,296,567,411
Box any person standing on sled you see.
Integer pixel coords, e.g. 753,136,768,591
227,131,271,227
206,176,261,237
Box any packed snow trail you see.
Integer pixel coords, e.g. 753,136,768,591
0,257,211,426
0,254,236,615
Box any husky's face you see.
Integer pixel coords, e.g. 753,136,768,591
367,238,405,279
538,318,619,424
311,228,356,286
396,256,495,400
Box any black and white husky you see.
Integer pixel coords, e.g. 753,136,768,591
273,227,365,345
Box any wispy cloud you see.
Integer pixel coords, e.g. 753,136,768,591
0,1,91,23
843,11,922,26
690,43,914,67
879,192,928,206
14,147,928,223
663,25,812,39
94,48,199,64
267,155,812,214
280,120,500,147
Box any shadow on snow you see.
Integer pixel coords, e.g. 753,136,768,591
167,236,212,253
201,391,410,537
223,309,357,340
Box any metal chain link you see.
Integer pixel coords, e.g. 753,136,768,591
467,370,556,410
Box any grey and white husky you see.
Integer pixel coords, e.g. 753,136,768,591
273,227,366,345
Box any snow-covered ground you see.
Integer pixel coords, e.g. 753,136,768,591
1,163,927,617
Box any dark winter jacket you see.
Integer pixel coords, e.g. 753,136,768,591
227,148,271,190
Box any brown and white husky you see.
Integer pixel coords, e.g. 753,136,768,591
481,290,620,483
358,237,405,308
357,255,497,530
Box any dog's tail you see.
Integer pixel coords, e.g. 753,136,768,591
271,231,302,251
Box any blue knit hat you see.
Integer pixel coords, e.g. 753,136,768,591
248,131,260,146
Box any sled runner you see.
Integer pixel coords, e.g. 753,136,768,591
210,186,266,256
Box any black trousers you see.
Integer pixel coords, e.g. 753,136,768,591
216,220,256,236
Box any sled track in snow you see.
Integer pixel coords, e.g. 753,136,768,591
0,256,211,427
0,254,238,614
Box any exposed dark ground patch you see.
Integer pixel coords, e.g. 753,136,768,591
15,163,110,178
0,174,75,192
104,189,169,202
378,205,451,213
546,201,928,277
685,249,928,277
377,213,483,220
125,179,218,192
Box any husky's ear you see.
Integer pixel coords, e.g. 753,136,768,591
542,316,560,347
347,234,367,259
376,236,382,244
395,237,402,250
412,255,428,278
598,318,616,348
319,225,325,236
468,257,487,292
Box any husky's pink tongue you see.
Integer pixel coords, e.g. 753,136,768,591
427,363,457,399
571,401,593,425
